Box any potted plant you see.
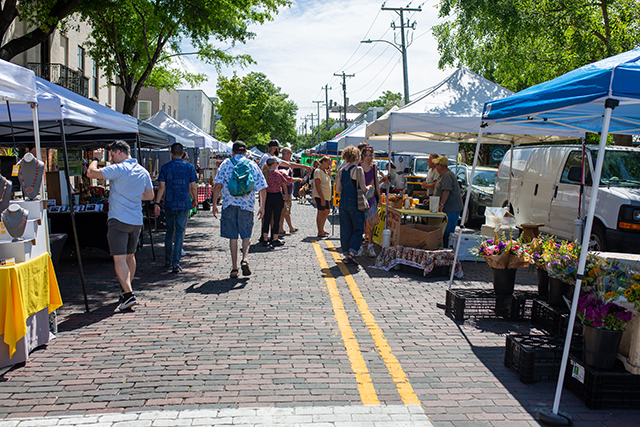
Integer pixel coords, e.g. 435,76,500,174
615,269,640,374
577,293,633,370
474,234,529,296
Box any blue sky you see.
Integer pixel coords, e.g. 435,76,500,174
177,0,452,131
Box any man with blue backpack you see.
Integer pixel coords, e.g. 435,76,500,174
212,141,267,279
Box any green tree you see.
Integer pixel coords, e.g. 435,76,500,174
363,91,403,112
81,0,289,115
433,0,640,92
216,72,297,147
0,0,83,61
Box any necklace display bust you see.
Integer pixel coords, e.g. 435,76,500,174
0,174,12,214
18,153,44,200
3,204,29,241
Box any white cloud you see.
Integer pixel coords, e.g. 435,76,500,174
178,0,453,131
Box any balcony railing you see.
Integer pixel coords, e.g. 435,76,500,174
27,63,89,98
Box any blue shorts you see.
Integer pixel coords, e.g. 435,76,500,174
220,205,254,239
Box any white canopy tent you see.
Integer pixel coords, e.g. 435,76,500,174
179,118,230,152
146,110,213,149
365,67,582,144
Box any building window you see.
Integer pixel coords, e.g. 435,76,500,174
138,100,151,120
167,105,171,116
173,110,176,119
91,60,99,98
60,36,69,67
162,102,166,112
77,47,84,72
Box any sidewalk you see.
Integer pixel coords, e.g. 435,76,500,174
0,201,637,426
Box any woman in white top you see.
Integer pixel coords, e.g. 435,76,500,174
312,156,332,237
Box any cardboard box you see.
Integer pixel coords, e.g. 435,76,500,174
398,223,443,250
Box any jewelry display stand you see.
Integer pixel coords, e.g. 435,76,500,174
0,174,12,214
18,153,45,201
0,200,47,264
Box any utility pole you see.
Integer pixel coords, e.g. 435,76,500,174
362,5,420,105
312,100,323,143
322,85,331,130
333,71,354,130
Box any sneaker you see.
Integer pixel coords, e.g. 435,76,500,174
356,246,364,257
271,239,284,247
262,240,271,247
164,261,171,268
367,245,376,258
172,264,182,273
181,249,186,256
118,294,138,310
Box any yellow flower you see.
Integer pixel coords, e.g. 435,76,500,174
604,292,617,299
589,268,601,277
633,283,640,290
625,289,633,298
634,273,640,280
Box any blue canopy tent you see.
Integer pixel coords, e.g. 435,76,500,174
313,140,338,155
482,48,640,425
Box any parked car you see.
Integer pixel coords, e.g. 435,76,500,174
450,164,497,224
493,145,640,253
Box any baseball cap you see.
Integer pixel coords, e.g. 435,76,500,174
268,140,280,148
232,141,246,152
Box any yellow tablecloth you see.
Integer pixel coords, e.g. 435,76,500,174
0,253,62,357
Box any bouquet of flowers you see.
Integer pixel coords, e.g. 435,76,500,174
616,270,640,311
577,294,633,331
473,234,529,269
523,235,557,270
545,240,580,285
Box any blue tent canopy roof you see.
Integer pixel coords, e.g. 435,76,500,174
483,48,640,135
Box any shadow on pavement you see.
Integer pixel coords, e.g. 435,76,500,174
185,279,248,295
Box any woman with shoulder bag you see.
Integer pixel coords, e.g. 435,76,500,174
335,146,371,265
359,146,381,257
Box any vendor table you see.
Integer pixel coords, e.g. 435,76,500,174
394,207,448,227
48,211,109,253
0,253,62,368
197,184,212,204
373,245,464,278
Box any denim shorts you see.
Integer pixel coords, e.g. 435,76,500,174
220,205,254,239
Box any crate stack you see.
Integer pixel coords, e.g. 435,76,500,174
503,296,640,409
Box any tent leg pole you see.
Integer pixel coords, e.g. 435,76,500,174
59,121,90,313
136,138,155,261
539,101,616,426
447,129,484,291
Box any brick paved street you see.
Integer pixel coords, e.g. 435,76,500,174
1,200,638,426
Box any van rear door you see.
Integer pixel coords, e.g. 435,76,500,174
548,150,589,240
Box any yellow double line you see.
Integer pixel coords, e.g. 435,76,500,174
312,240,420,406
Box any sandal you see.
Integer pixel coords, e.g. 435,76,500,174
343,255,359,265
290,228,298,233
230,269,239,279
241,260,251,276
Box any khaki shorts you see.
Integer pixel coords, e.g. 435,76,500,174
107,218,142,256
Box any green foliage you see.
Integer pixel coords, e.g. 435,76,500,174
362,91,403,112
433,0,640,92
216,72,298,147
80,0,290,115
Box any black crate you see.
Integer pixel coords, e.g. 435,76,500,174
445,289,537,321
504,334,582,383
532,299,582,337
565,354,640,410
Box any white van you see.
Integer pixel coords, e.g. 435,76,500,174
493,145,640,253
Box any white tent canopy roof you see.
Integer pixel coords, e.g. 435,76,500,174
179,118,230,152
0,59,37,103
146,110,213,149
366,67,583,144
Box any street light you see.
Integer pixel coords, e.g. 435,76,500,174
361,37,410,105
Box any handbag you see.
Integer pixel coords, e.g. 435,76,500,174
356,167,370,212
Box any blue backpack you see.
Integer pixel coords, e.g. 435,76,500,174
227,157,255,197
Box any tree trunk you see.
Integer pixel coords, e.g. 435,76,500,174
122,95,137,117
613,134,633,146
